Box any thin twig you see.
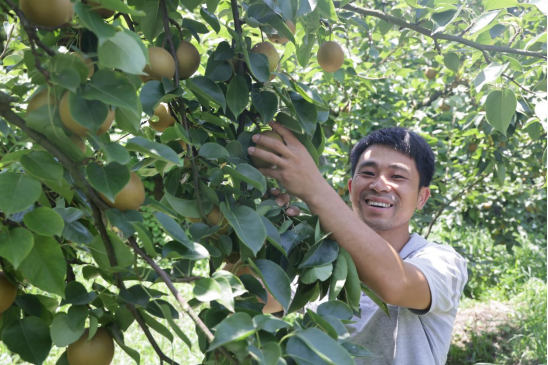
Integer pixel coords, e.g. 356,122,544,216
333,2,547,60
503,73,534,94
160,0,179,85
0,20,16,59
122,14,135,32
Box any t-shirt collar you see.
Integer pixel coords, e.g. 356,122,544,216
399,233,430,260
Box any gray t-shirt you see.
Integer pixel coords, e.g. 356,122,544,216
344,233,468,365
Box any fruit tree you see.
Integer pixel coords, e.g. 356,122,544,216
0,0,546,364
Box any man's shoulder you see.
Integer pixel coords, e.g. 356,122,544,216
404,233,466,263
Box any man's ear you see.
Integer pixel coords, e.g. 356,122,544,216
417,187,430,210
348,178,353,194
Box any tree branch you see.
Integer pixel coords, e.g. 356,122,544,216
334,2,547,60
128,236,237,364
159,0,179,86
423,174,487,238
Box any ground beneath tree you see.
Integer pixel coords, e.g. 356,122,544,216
447,299,539,365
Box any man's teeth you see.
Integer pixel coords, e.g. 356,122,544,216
367,200,392,208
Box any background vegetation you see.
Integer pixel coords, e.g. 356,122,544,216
0,0,546,364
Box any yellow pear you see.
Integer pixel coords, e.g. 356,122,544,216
20,0,74,27
267,20,296,44
317,41,344,72
251,42,279,72
99,171,145,212
27,89,56,115
140,47,176,83
88,1,115,19
149,103,175,132
59,92,114,137
0,272,17,314
67,328,115,365
176,41,200,79
73,52,94,79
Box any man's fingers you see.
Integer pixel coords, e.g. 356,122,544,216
275,193,290,207
257,167,282,181
270,187,280,197
269,120,299,145
286,205,301,217
248,146,286,167
252,133,292,157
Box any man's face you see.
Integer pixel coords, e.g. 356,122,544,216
348,145,430,232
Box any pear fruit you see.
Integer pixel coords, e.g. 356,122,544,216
140,47,176,83
250,130,284,169
20,0,74,27
223,262,283,314
59,92,114,137
149,103,175,132
251,42,279,73
70,136,87,154
67,328,115,365
267,20,296,44
73,52,94,79
317,41,344,72
0,272,17,314
27,89,56,115
176,41,200,79
425,68,437,80
188,206,229,234
99,171,145,212
88,1,115,19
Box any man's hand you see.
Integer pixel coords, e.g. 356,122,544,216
248,121,330,204
266,188,301,217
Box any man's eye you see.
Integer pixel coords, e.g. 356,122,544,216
361,171,374,176
393,175,405,179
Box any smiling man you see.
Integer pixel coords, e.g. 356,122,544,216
248,123,468,365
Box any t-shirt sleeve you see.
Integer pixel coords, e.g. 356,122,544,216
404,245,468,315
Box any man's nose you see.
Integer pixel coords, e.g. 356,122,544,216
369,175,391,192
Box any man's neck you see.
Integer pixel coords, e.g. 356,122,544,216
376,226,411,253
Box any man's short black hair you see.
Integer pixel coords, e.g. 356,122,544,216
350,127,436,190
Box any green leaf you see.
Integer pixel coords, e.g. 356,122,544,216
19,235,67,297
162,240,210,260
360,284,389,317
301,264,333,284
222,164,267,195
164,193,202,218
67,91,110,134
98,31,147,75
20,151,64,183
1,317,52,365
317,0,338,20
208,312,256,351
484,0,518,11
328,254,347,300
126,137,181,165
50,312,86,347
246,52,271,82
91,0,145,16
155,212,193,248
317,300,354,321
485,89,517,136
298,239,339,268
86,162,130,203
286,336,327,365
0,172,41,217
227,75,249,117
469,10,502,35
193,278,223,302
63,281,98,305
252,90,278,124
83,70,141,120
220,203,267,256
198,142,230,160
138,309,174,342
23,207,65,237
105,209,142,238
186,76,226,111
51,68,81,93
473,62,509,92
0,227,34,269
339,248,361,311
296,34,315,68
159,303,192,347
251,259,291,312
75,3,117,40
443,52,460,73
139,0,163,41
88,231,134,270
200,7,221,33
290,92,317,136
295,328,355,365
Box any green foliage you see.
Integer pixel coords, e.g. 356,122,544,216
0,0,546,364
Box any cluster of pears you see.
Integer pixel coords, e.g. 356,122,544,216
250,19,345,81
20,0,113,28
139,41,200,83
